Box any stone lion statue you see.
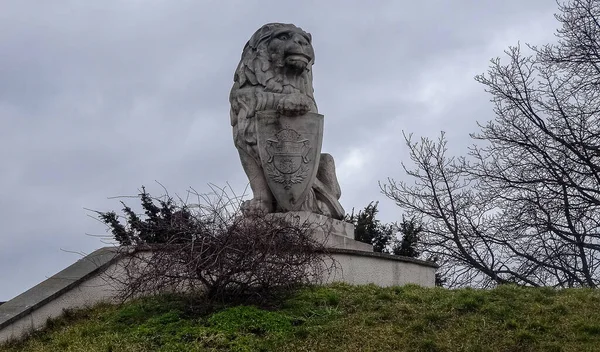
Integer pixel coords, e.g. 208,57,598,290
230,23,344,219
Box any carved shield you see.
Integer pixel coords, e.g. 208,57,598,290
256,111,323,211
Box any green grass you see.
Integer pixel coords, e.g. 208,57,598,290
3,284,600,351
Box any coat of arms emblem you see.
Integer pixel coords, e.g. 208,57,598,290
257,111,323,211
265,129,311,190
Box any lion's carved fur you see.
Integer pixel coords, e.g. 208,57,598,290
230,23,344,219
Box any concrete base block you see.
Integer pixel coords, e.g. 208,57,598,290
322,249,437,287
0,248,123,344
268,211,374,252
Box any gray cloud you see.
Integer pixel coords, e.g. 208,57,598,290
0,0,559,300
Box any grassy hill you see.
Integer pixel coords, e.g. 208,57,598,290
3,283,600,352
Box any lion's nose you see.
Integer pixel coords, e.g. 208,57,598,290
293,35,308,46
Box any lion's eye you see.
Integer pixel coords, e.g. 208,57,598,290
278,34,289,40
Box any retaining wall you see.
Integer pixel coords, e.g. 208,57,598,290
0,246,437,344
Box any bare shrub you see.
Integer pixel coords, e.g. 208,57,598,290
91,184,335,302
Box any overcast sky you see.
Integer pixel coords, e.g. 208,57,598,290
0,0,561,301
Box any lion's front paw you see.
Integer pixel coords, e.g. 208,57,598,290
276,93,313,116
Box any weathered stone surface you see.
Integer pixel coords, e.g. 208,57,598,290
322,249,438,287
269,211,373,252
230,23,344,219
0,247,124,343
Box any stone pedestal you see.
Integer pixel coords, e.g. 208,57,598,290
269,211,373,252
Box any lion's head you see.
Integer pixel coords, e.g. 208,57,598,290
230,23,317,124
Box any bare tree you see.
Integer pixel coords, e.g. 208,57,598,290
382,133,506,288
382,0,600,288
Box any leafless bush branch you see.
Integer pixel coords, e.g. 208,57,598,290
91,184,336,302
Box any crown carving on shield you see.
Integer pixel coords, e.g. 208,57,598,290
269,129,308,155
275,129,302,142
265,128,312,165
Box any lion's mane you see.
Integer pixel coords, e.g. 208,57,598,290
229,23,317,156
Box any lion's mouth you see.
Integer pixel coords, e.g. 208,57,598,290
285,53,312,64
